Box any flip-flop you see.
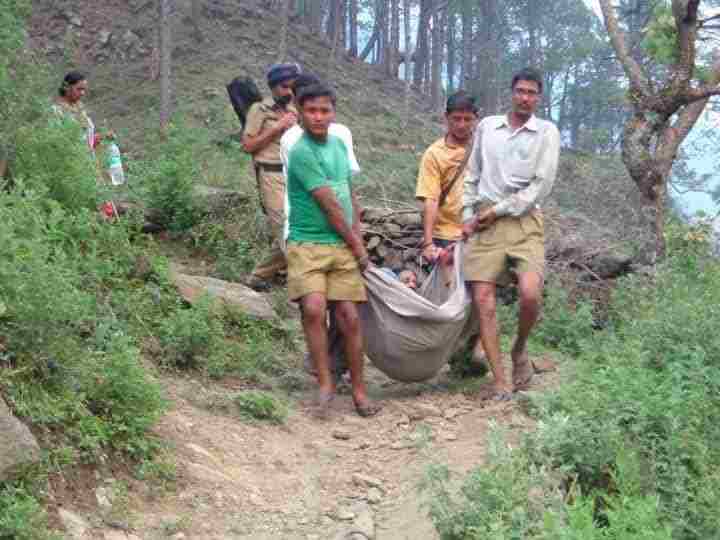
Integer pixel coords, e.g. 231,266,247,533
353,399,382,418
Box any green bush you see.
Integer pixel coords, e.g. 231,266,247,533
428,225,720,539
234,390,288,424
14,120,100,211
534,281,595,355
158,295,225,369
132,118,203,231
0,485,61,540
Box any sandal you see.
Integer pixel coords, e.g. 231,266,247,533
353,398,382,418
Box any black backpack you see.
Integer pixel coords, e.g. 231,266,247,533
226,77,262,128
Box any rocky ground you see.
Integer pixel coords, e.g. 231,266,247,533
49,353,559,540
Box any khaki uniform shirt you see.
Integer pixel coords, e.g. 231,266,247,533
415,137,467,241
244,97,297,166
463,114,560,220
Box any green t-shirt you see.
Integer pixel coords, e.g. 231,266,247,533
287,132,353,244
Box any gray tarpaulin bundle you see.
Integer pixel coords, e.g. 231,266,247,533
328,243,476,383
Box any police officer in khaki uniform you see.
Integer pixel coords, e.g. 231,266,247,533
242,63,300,290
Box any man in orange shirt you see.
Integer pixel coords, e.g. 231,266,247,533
416,92,478,263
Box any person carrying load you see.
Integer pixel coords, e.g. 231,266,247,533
416,91,478,265
462,67,561,401
242,63,300,291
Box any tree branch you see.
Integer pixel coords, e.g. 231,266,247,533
597,0,650,96
670,0,701,90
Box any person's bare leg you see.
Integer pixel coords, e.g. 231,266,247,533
472,282,511,395
301,293,334,397
512,271,543,387
334,300,380,416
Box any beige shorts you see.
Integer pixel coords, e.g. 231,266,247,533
286,243,367,302
463,211,544,285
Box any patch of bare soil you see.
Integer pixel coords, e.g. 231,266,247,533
63,354,558,540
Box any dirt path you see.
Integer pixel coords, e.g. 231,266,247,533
68,355,558,540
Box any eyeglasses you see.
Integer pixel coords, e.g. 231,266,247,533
513,88,541,98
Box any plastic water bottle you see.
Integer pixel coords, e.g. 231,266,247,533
107,141,125,185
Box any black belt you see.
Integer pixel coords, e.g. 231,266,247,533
255,162,284,173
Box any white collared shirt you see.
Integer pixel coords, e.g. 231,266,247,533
463,114,560,220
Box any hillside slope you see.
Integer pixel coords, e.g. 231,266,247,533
29,0,439,203
28,0,649,258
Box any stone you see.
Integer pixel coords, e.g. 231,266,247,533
354,506,375,538
171,533,186,540
203,87,222,99
194,185,250,217
443,408,461,420
366,236,381,250
121,30,141,50
104,531,130,540
366,488,382,504
58,508,89,539
98,30,112,47
392,212,422,229
442,432,458,442
61,10,82,27
532,357,558,373
169,266,275,319
333,429,352,441
0,398,40,481
351,473,383,490
95,486,113,511
336,507,356,521
587,252,633,279
408,403,442,421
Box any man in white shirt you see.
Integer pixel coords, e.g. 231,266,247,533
462,67,561,400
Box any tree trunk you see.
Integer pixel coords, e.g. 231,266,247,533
403,0,412,81
526,0,539,67
460,0,472,89
339,0,347,52
159,0,173,131
191,0,203,40
349,0,358,56
413,0,432,89
431,6,444,111
377,0,388,66
277,0,291,61
446,10,457,93
328,0,342,71
476,0,499,114
386,0,399,76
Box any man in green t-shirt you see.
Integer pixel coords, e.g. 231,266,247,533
286,83,380,418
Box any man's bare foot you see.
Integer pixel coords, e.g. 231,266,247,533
477,384,513,402
352,393,382,418
312,389,335,420
511,344,534,389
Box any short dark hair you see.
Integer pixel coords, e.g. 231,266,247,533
446,91,477,114
59,71,86,96
297,83,336,108
511,68,543,93
291,73,322,95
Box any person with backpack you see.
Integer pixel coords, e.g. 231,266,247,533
241,63,300,291
415,91,478,264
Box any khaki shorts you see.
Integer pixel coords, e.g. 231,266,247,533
463,211,544,285
287,243,367,302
